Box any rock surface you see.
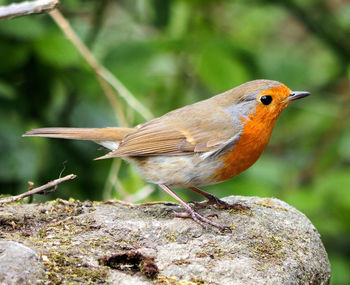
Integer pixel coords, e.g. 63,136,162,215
0,196,331,284
0,241,45,285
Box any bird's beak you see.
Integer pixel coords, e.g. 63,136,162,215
286,91,310,102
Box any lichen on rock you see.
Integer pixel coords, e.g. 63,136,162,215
0,196,331,284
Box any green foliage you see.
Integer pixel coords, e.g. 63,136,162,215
0,0,349,283
34,34,81,68
196,42,251,92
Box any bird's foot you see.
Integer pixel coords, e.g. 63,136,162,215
190,195,249,211
158,184,231,231
173,207,231,232
187,187,250,211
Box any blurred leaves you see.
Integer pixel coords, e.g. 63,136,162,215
0,16,46,39
0,79,15,99
34,34,81,68
0,43,28,72
196,42,250,92
0,0,349,283
0,114,41,181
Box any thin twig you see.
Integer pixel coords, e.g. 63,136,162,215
96,75,128,127
126,185,155,203
0,0,59,21
0,174,77,205
49,8,152,202
49,9,154,121
103,158,124,200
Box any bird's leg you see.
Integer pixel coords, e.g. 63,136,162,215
158,184,230,231
188,187,249,211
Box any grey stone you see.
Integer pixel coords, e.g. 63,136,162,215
0,196,331,284
0,241,44,285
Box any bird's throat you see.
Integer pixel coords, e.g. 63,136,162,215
213,111,278,182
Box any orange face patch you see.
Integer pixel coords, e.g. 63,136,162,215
213,84,292,182
254,84,292,121
260,84,291,100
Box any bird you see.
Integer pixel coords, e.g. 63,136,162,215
24,79,310,230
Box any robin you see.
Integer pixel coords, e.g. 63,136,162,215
24,79,310,230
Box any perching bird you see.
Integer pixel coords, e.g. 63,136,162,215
24,79,310,230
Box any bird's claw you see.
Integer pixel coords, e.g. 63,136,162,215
173,209,231,232
191,196,249,211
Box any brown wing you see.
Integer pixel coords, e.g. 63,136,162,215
96,102,240,159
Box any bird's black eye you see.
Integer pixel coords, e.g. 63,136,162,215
260,95,272,105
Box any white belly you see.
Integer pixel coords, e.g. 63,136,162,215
126,154,222,188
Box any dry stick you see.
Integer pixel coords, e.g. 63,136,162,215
96,75,128,127
49,9,153,121
92,48,129,199
49,9,147,200
0,0,58,21
49,9,155,199
50,8,126,125
103,159,137,201
0,4,140,201
103,158,127,201
126,185,155,203
0,174,77,204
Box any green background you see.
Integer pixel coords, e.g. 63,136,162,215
0,0,349,283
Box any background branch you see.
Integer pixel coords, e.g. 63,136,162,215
49,9,154,121
0,0,58,21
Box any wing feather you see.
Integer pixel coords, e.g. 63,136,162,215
97,100,243,158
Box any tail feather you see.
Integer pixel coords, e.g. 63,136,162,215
23,127,135,141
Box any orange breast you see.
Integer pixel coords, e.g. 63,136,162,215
213,106,278,182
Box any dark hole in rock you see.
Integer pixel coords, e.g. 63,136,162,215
98,251,159,279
